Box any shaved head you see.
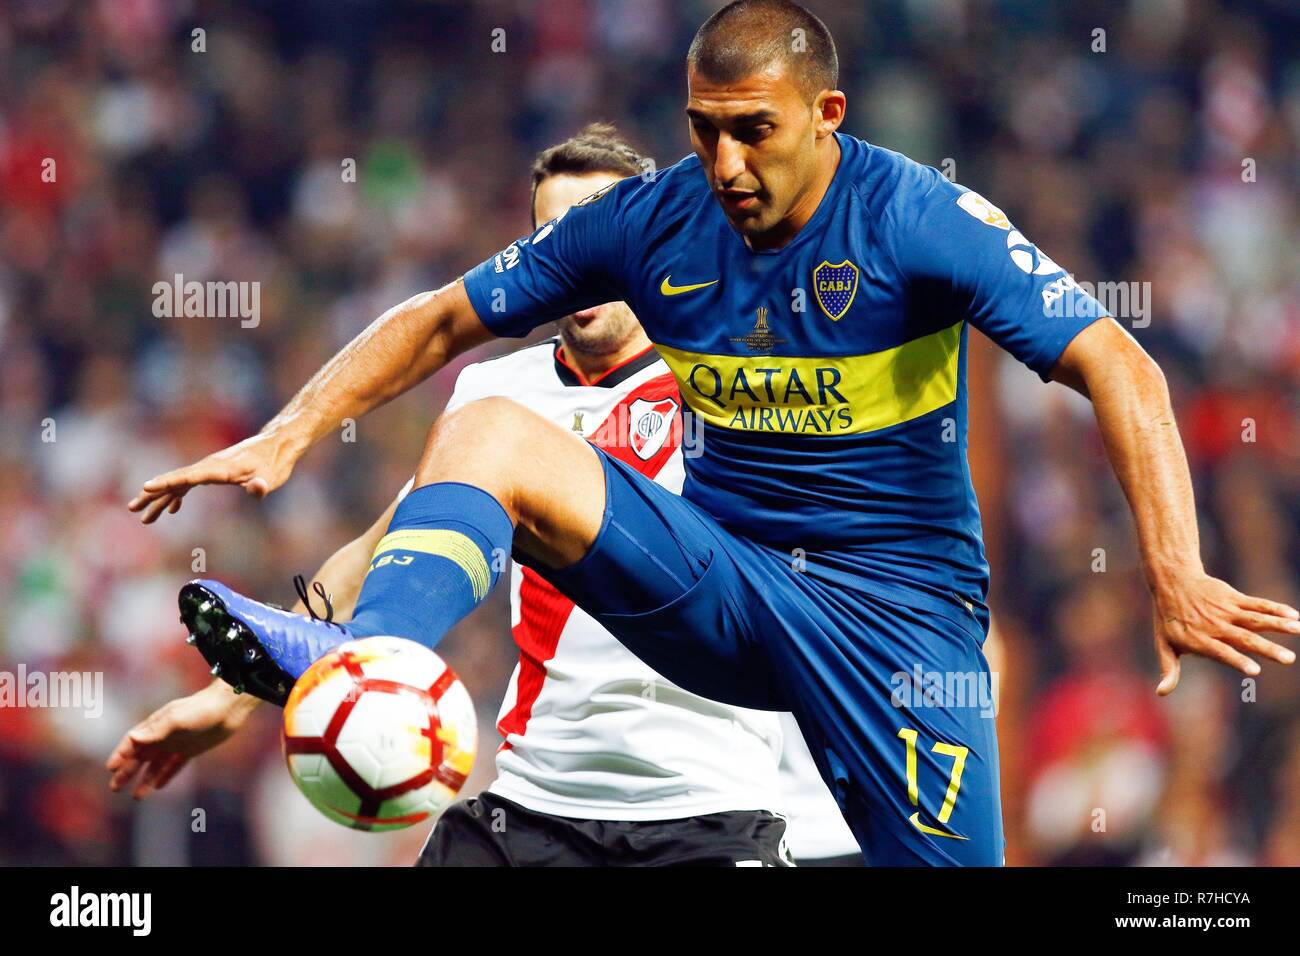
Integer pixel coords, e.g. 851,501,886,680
684,1,846,249
687,0,838,103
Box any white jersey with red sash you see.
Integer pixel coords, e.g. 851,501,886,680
440,338,852,851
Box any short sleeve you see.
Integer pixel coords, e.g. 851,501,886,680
890,178,1109,380
462,179,631,338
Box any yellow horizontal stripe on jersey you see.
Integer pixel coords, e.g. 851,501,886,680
371,529,491,601
655,320,962,436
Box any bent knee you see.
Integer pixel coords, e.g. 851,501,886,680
415,395,599,512
425,396,559,459
419,397,543,478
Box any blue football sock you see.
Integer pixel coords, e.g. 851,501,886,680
347,482,513,647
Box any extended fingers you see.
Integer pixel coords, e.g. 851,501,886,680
130,479,185,520
140,754,188,797
127,486,168,512
1234,591,1300,622
1203,641,1259,677
138,492,180,524
1153,583,1297,694
134,754,185,799
108,759,144,793
105,732,138,773
140,462,221,494
1176,625,1260,676
1217,622,1296,665
107,734,150,793
1231,608,1300,639
131,452,270,519
134,457,247,502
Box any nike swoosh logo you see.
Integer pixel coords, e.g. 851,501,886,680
909,811,969,840
660,275,719,296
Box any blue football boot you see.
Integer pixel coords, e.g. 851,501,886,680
178,576,353,706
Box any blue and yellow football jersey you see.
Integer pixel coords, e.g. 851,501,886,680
463,132,1107,628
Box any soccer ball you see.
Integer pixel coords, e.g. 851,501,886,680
282,636,477,831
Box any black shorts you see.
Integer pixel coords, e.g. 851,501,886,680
416,792,793,867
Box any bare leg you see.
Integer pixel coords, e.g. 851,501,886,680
411,396,605,569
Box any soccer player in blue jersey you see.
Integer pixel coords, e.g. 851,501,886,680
130,0,1298,865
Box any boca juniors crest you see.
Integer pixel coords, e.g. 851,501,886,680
813,260,860,321
628,396,678,461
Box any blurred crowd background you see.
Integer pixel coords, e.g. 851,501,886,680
1,0,1296,866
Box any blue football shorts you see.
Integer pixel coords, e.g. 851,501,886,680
538,446,1005,866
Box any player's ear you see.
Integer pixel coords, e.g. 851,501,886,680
813,89,846,139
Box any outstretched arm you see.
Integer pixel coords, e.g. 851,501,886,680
129,281,493,522
106,496,399,797
1051,318,1299,694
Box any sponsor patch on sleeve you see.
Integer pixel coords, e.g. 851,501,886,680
956,191,1010,230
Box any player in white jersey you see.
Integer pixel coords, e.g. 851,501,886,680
107,125,857,865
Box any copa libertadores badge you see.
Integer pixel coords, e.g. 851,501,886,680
813,259,859,321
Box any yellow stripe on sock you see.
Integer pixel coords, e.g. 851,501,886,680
371,529,492,601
